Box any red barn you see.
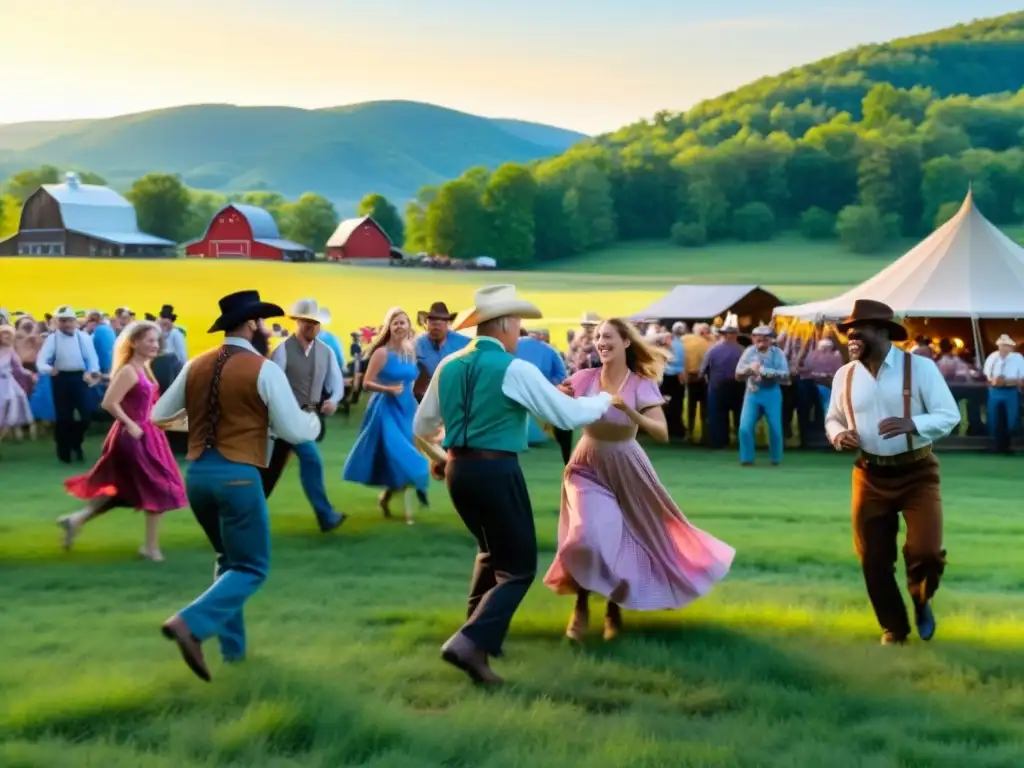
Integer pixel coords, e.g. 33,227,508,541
325,216,392,262
183,203,314,261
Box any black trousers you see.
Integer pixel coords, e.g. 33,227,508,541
52,371,92,462
660,375,686,438
686,379,708,442
261,438,293,499
447,455,537,656
553,428,573,465
707,381,743,449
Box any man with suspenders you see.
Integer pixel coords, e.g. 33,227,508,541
825,300,961,646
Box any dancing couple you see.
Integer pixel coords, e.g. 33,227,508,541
414,285,734,685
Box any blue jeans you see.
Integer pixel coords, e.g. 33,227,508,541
817,384,831,413
180,450,270,661
987,387,1020,450
292,441,337,527
739,386,784,464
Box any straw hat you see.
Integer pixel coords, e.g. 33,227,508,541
580,311,601,327
719,313,740,333
53,305,77,320
751,324,776,338
453,285,542,331
995,334,1017,347
288,298,331,325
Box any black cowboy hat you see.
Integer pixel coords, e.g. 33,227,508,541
207,290,284,334
159,304,177,322
416,301,457,327
836,299,908,342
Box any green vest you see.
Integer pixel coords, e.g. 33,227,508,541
438,337,528,453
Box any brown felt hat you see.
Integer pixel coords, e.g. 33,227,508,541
836,300,908,342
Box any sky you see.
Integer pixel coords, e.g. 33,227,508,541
3,0,1021,133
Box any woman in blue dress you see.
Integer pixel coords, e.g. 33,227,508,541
342,307,429,525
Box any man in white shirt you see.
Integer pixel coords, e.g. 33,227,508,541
825,300,961,646
263,299,346,532
413,285,612,685
36,305,102,463
151,290,321,681
983,334,1023,454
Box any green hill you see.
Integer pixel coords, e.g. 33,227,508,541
0,101,587,210
402,11,1024,269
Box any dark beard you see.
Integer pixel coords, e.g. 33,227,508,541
250,331,270,357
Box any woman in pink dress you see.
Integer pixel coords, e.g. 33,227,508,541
59,321,187,561
0,324,36,447
543,318,735,641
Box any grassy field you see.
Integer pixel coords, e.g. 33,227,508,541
3,237,913,358
2,419,1024,767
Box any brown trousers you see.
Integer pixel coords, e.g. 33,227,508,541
851,453,946,639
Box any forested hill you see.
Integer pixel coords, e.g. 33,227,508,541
402,11,1024,267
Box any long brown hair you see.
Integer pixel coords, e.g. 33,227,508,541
600,318,670,380
112,320,159,383
364,306,414,361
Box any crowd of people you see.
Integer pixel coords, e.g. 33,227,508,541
2,285,1022,686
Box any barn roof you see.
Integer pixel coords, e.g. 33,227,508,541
326,216,391,248
42,176,175,247
181,203,312,253
629,284,782,320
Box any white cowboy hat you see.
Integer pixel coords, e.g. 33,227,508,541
719,313,740,333
288,298,331,325
53,305,77,320
995,334,1017,347
453,284,542,331
751,324,776,338
580,311,601,326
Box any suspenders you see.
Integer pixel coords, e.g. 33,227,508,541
844,351,914,453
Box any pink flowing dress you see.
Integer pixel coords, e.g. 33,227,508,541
64,369,187,513
0,349,33,428
543,368,735,610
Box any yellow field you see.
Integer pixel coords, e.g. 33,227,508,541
4,259,661,354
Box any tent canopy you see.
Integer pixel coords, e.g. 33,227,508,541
631,284,782,323
774,190,1024,320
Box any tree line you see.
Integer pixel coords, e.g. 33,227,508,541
0,166,406,251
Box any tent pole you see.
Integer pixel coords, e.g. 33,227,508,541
969,316,984,368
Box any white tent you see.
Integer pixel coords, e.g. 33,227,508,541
773,190,1024,321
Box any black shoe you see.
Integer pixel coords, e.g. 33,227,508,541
914,601,936,641
880,631,907,646
319,512,347,533
415,489,429,507
74,448,85,462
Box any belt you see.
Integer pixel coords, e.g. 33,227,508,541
859,445,932,467
447,447,516,461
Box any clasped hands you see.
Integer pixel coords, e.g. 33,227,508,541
833,417,916,450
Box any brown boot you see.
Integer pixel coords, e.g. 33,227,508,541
603,602,623,641
440,632,503,685
161,615,211,682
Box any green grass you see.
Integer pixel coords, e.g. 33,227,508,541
2,420,1024,767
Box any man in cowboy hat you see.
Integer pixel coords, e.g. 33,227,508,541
735,323,789,466
413,285,613,685
36,305,102,463
151,290,322,681
158,305,188,366
825,299,961,646
264,298,346,532
982,333,1024,454
699,313,745,450
413,301,470,401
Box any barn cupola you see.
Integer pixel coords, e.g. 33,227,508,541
65,171,80,189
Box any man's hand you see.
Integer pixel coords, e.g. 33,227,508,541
430,461,446,481
878,417,917,439
833,430,860,450
320,401,337,417
556,379,574,397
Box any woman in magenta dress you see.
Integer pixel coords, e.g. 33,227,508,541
543,318,735,641
59,321,187,561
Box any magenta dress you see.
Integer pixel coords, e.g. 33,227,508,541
64,369,187,513
543,368,735,610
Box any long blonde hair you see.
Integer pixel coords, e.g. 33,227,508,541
600,318,671,380
112,320,160,382
364,306,414,360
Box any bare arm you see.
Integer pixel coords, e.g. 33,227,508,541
627,402,669,443
362,348,399,394
102,365,143,434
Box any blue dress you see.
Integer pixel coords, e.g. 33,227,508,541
29,371,56,422
343,349,429,491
